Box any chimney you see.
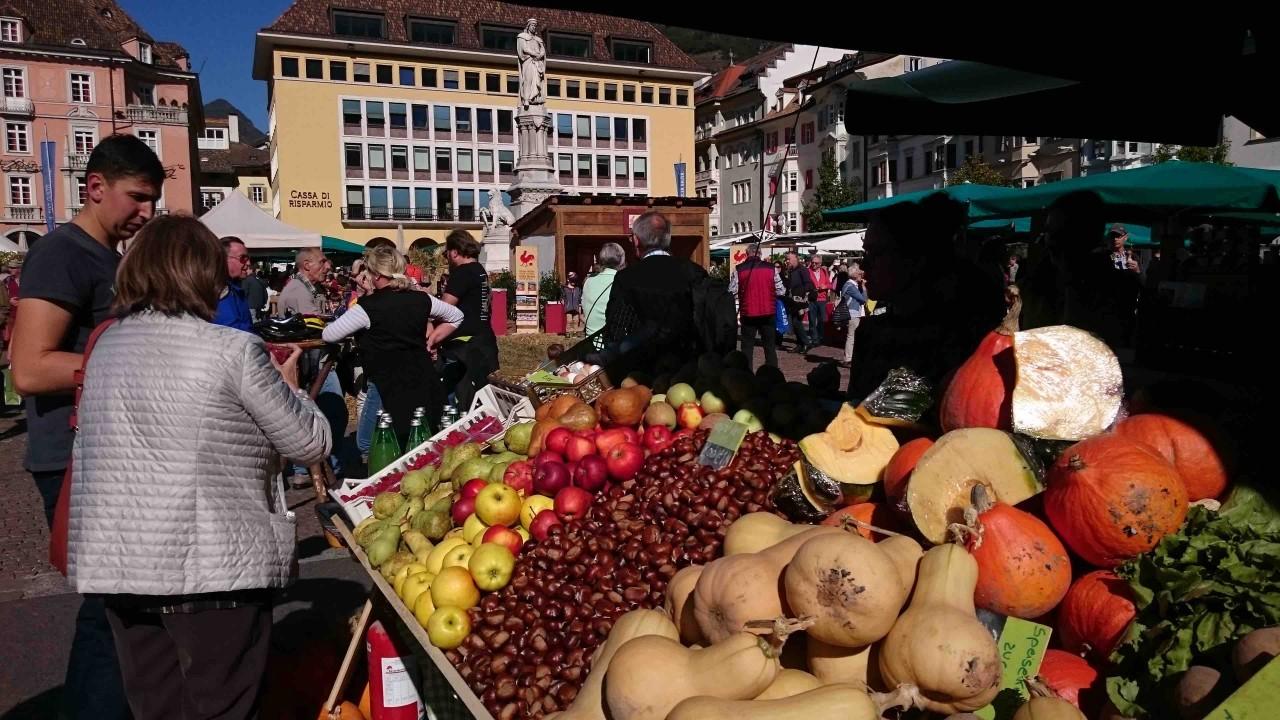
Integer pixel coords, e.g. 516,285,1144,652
228,114,240,143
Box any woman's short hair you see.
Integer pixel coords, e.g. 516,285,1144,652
363,245,410,290
114,215,226,320
597,242,625,269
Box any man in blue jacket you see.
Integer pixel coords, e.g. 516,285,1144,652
214,237,253,331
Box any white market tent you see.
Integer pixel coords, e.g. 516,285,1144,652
199,191,324,250
0,235,20,252
813,230,866,253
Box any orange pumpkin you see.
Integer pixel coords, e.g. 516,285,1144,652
821,502,904,541
1056,570,1136,665
1038,649,1102,714
358,682,371,718
318,701,366,720
938,290,1020,432
963,486,1071,619
883,437,934,515
1044,435,1188,568
1114,413,1229,501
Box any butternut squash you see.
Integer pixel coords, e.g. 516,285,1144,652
693,527,840,643
664,565,705,645
666,684,880,720
603,631,784,720
876,534,924,596
878,544,1001,714
1012,696,1087,720
551,609,678,720
783,532,911,647
806,638,874,688
723,512,810,555
755,669,824,700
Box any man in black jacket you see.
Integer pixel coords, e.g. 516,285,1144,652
604,211,706,365
784,251,817,352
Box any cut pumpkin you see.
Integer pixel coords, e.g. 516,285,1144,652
906,428,1044,545
1011,325,1123,441
800,404,899,499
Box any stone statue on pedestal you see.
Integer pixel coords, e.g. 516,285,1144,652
480,189,516,232
517,19,545,113
507,16,563,228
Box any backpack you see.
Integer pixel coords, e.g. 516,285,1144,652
691,275,738,355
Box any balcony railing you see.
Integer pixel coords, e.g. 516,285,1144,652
67,153,90,170
0,96,34,116
5,206,41,221
695,169,712,182
341,207,481,223
124,104,188,125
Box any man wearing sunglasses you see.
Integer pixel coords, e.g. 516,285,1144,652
214,236,254,331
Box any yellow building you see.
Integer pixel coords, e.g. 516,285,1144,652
253,0,706,250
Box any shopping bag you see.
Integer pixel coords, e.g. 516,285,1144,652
775,298,791,336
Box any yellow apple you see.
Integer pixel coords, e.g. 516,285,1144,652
443,527,465,542
412,592,436,627
400,571,435,609
430,566,479,610
424,537,467,574
463,513,489,544
515,527,531,543
475,483,522,527
426,605,471,649
469,543,516,591
520,495,555,530
441,543,474,570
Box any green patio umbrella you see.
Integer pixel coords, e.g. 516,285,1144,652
322,235,365,254
824,183,1021,222
968,162,1280,219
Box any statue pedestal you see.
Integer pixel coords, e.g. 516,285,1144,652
509,108,562,221
480,226,512,272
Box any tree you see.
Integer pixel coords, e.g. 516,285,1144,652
801,154,863,233
1153,141,1232,165
947,156,1012,187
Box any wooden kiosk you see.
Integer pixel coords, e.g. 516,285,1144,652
510,195,714,280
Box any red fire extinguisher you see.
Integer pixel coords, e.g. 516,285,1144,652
365,620,423,720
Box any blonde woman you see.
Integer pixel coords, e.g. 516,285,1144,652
323,246,463,444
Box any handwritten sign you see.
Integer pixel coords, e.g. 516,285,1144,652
514,245,540,334
975,613,1052,720
697,420,748,469
1205,654,1280,719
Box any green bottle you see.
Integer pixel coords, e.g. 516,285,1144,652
368,416,403,475
407,415,428,451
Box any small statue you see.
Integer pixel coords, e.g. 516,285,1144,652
480,189,516,232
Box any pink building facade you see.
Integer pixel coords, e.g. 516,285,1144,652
0,1,202,245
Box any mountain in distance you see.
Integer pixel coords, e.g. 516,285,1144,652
656,26,780,71
203,99,268,146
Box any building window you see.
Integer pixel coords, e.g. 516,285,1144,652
566,80,580,99
344,144,362,171
70,72,92,103
634,157,647,182
443,70,458,90
787,172,797,192
787,212,798,232
249,185,266,204
391,146,408,171
5,121,28,153
368,145,386,172
413,146,430,173
614,156,628,181
433,105,450,132
577,154,591,181
765,132,778,154
138,43,152,64
1,67,23,98
640,86,654,103
334,10,384,39
281,57,299,78
366,101,384,130
409,18,455,44
346,186,365,218
784,126,795,145
506,75,518,94
604,83,618,102
903,155,914,180
498,150,514,174
73,128,95,154
924,150,934,173
548,78,561,97
633,118,647,143
456,107,471,133
369,187,387,217
73,174,88,205
576,115,590,139
614,117,628,141
907,56,923,72
486,73,500,93
658,88,672,105
8,175,31,205
478,149,494,174
412,104,428,132
596,155,610,180
200,190,224,209
622,85,636,103
0,18,20,43
435,147,451,173
557,113,572,137
964,140,974,159
391,187,410,218
481,25,519,51
464,71,480,91
330,61,347,81
352,63,369,83
549,32,591,58
586,82,599,100
136,129,158,153
414,188,432,217
476,108,492,133
397,66,414,86
497,110,513,135
801,123,815,144
595,116,610,140
1129,141,1139,153
420,68,437,87
676,89,688,106
306,58,323,79
611,39,652,63
375,64,392,84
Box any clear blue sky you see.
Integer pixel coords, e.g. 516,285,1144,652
121,0,294,129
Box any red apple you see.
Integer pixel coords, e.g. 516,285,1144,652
450,496,476,526
605,442,645,482
619,427,641,445
643,425,674,454
533,460,571,496
677,402,704,430
594,427,629,455
565,435,597,463
545,427,573,456
482,525,524,555
573,428,598,441
533,449,563,467
529,509,562,542
502,460,535,496
554,486,593,522
460,478,488,501
574,454,609,492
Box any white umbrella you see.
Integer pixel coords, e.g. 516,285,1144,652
813,230,865,253
0,235,19,252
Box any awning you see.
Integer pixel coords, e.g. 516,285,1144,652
824,183,1020,222
322,235,365,254
199,192,323,249
813,231,865,252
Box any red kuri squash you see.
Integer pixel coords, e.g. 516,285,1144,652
1114,413,1229,501
962,486,1071,619
821,502,904,541
883,437,934,515
1044,435,1188,568
1038,649,1102,714
1056,570,1136,664
938,290,1020,432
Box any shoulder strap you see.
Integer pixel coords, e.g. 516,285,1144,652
70,317,117,430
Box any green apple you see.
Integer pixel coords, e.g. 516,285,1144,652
733,409,765,433
441,543,474,569
520,494,555,530
666,383,697,408
469,543,516,591
425,605,472,649
650,393,667,406
462,514,489,544
700,391,727,415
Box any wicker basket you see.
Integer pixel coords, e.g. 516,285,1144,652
522,330,613,408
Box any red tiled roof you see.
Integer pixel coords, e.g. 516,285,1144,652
199,142,270,175
0,0,189,69
697,44,793,102
264,0,701,71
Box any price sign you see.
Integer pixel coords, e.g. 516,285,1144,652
513,245,539,334
697,420,748,469
975,612,1052,720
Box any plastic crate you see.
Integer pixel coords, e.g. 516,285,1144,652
469,383,535,425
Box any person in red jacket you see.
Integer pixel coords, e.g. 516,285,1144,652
728,243,785,369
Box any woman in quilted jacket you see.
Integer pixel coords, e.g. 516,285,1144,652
66,215,332,720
